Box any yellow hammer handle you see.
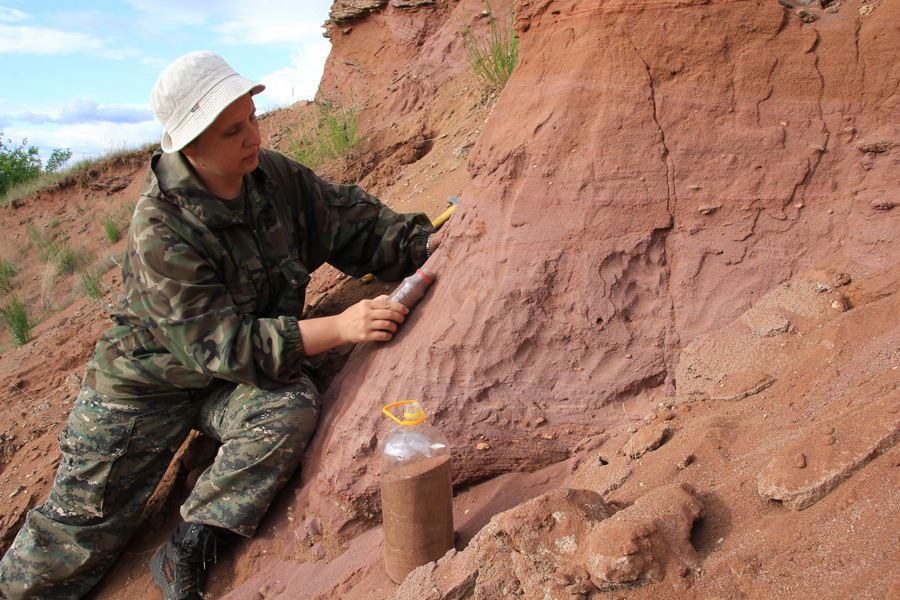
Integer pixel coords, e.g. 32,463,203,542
431,205,456,230
361,206,456,284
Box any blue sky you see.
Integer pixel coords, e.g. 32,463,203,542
0,0,333,166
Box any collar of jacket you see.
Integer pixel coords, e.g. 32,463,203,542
141,148,278,229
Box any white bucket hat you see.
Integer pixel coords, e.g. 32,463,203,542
150,51,265,153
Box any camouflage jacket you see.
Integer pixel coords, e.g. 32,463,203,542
83,148,433,400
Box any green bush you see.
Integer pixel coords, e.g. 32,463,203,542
45,148,72,173
0,133,41,196
285,87,360,169
0,296,32,347
0,133,72,197
458,0,519,92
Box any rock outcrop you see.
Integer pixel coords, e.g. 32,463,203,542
300,0,900,542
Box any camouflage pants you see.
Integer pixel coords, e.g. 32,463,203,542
0,376,319,600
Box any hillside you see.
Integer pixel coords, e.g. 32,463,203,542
1,0,899,598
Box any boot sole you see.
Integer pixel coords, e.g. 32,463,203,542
150,545,179,600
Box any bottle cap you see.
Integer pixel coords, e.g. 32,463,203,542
383,400,427,425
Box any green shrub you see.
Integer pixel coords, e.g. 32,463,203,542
45,148,72,173
0,296,32,347
458,0,519,92
0,257,17,293
0,133,41,196
0,133,72,198
285,87,360,169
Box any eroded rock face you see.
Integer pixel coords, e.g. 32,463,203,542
211,1,900,597
303,0,900,542
389,484,702,599
586,484,703,590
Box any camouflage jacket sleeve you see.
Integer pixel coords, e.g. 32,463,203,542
120,203,308,390
262,152,435,281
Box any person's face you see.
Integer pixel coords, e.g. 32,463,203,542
182,93,261,189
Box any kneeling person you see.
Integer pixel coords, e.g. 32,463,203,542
0,51,444,600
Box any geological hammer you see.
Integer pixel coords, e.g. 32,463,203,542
361,195,459,284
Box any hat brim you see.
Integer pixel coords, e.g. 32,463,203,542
161,76,265,153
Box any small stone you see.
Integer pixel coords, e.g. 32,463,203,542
677,454,694,470
306,517,320,536
567,581,594,595
796,8,818,22
834,273,851,287
311,542,326,559
871,199,897,210
822,435,836,446
476,442,491,451
65,374,83,395
794,453,807,469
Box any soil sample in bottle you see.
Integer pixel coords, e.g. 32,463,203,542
389,267,435,309
381,454,454,583
380,400,454,583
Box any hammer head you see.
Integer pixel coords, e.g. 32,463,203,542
448,196,460,207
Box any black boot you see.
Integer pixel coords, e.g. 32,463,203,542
150,522,232,600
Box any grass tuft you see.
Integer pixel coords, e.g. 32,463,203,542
27,225,87,274
79,267,105,301
285,87,360,170
458,0,519,92
0,296,32,347
103,213,121,244
0,257,18,294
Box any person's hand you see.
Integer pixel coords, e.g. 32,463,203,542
298,295,409,355
335,295,409,344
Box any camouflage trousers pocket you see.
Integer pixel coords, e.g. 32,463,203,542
50,398,136,522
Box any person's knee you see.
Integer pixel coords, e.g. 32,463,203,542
231,384,320,444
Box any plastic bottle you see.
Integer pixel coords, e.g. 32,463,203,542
380,400,454,583
388,268,435,309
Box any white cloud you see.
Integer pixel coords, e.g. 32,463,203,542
121,0,218,27
0,6,30,22
4,120,162,164
59,98,154,125
124,0,330,46
17,111,54,124
256,44,332,108
0,23,110,56
214,1,330,46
